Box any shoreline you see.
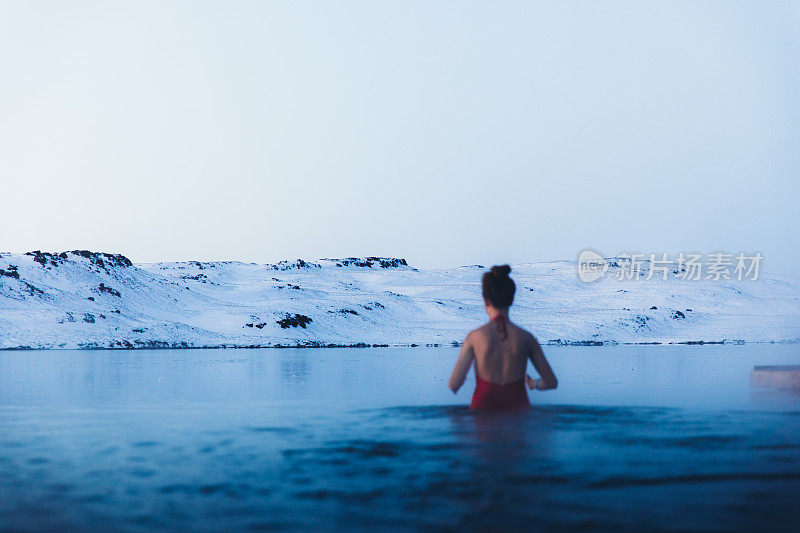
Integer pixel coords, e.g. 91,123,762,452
3,338,799,351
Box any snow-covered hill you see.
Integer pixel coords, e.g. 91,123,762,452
1,251,798,349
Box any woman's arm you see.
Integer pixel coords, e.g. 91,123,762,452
527,336,557,390
449,334,475,393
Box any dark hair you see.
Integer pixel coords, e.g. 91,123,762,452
482,265,515,309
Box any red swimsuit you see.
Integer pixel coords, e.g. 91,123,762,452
469,315,531,412
470,375,530,411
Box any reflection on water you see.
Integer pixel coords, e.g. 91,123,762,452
1,345,799,531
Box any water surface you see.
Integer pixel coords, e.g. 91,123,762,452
1,345,799,531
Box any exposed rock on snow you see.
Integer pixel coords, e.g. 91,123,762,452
0,251,798,349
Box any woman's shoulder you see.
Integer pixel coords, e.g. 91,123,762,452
510,322,538,343
465,323,492,341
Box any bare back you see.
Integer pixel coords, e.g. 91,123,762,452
448,318,557,392
470,320,531,383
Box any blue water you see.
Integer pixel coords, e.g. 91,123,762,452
1,345,799,531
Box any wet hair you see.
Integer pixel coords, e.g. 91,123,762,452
481,265,515,309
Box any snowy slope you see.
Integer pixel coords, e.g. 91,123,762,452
1,251,798,349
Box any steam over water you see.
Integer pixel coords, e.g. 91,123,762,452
1,345,799,531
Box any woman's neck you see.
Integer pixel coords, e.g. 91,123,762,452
487,308,509,321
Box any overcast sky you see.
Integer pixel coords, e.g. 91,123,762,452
2,1,798,272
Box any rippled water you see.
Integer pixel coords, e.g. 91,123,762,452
1,345,799,531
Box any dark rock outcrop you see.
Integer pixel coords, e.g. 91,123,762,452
0,265,19,279
99,283,121,297
26,250,132,270
277,314,313,329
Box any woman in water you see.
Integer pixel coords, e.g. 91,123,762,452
449,265,557,411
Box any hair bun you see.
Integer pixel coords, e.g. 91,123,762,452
490,264,511,278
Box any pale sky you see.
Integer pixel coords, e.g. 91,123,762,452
2,1,799,273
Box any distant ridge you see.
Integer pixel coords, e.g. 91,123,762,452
1,251,799,349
